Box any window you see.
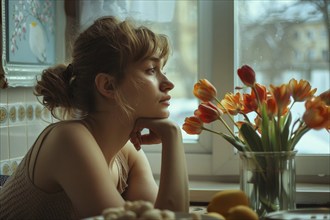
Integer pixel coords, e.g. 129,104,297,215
78,1,329,183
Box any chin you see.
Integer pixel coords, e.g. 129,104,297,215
147,110,170,119
160,110,170,118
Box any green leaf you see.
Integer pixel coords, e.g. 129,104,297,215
240,123,263,151
281,112,292,151
269,119,277,151
260,104,270,151
219,133,246,152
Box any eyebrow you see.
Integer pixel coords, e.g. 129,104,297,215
140,56,165,68
148,56,161,63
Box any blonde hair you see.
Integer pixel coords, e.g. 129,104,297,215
34,16,170,120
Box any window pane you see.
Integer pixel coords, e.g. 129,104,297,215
237,0,329,154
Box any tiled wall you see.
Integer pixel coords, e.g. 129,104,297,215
0,87,52,175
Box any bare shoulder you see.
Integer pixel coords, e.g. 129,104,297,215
44,121,102,167
48,121,94,147
51,121,91,138
121,141,146,169
33,120,107,193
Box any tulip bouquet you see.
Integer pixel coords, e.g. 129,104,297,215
182,65,330,216
183,65,329,153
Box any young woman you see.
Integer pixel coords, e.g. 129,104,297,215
0,16,189,219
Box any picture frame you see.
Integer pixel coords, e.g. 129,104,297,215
1,0,65,87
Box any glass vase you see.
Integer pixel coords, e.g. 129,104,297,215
238,151,297,218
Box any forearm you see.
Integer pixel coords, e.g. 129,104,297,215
154,125,190,212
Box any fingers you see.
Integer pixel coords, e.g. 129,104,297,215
129,129,162,151
130,118,176,150
140,131,161,145
130,130,142,151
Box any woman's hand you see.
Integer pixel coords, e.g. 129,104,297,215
129,118,180,151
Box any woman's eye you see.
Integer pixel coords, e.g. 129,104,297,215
147,67,156,74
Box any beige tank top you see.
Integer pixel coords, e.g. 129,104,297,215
0,122,129,220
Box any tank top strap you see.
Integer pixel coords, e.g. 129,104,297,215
115,150,129,194
27,122,64,182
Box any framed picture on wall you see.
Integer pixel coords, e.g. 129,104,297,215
1,0,65,87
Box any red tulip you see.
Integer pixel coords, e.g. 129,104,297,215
194,102,222,123
193,79,217,102
182,116,204,134
237,65,256,87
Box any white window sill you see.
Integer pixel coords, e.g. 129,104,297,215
188,180,330,206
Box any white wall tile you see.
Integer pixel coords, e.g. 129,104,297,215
9,125,27,158
25,87,37,102
7,87,26,104
0,104,9,161
0,128,10,161
1,88,51,161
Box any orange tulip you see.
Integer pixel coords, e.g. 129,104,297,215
220,92,243,115
182,116,204,134
242,93,257,114
193,79,217,102
266,96,277,118
253,83,268,103
318,89,330,105
288,78,317,102
195,102,223,123
237,65,256,87
242,83,267,114
303,97,330,130
269,83,291,115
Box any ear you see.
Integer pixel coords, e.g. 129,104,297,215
94,73,116,98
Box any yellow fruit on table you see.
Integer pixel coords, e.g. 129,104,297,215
226,205,259,220
207,190,249,218
205,212,225,219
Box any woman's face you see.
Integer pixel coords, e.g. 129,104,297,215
118,55,174,119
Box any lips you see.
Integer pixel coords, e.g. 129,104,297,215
160,95,171,103
159,96,171,105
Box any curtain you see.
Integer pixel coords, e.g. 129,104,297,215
79,0,176,30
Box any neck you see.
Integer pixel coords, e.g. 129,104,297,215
82,110,135,163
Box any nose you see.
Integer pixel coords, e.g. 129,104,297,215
160,74,174,92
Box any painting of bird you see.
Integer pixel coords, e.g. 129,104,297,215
29,21,47,63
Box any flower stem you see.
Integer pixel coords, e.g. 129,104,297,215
218,116,237,138
277,112,282,151
202,127,223,136
214,97,239,130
